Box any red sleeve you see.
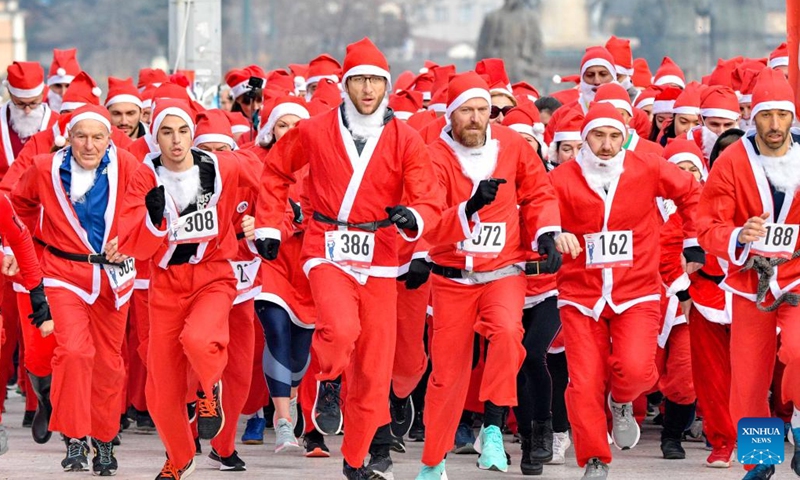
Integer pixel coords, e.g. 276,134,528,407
515,140,561,250
0,194,42,290
654,155,701,246
398,130,442,242
421,151,474,247
117,163,167,261
10,160,43,225
659,213,689,293
1,141,39,197
696,152,744,264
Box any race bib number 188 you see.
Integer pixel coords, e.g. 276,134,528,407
584,230,633,269
170,206,219,244
751,223,799,259
325,230,375,268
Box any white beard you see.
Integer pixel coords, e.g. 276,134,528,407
9,104,46,140
760,144,800,194
48,92,63,113
739,117,753,131
577,144,625,195
343,94,387,142
620,77,634,90
69,158,97,203
447,131,499,184
157,165,201,213
699,125,719,160
579,82,598,107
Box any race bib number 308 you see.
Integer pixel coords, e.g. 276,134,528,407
105,257,136,293
751,223,799,259
457,223,506,258
325,230,375,268
170,207,219,244
584,230,633,269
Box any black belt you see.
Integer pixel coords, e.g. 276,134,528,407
524,260,547,276
431,261,547,278
45,245,121,266
697,269,725,285
312,212,392,232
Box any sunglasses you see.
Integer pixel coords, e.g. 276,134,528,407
490,105,514,119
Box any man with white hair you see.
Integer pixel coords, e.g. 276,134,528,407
12,104,140,476
698,67,800,480
549,103,702,479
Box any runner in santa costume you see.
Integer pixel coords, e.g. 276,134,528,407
685,86,741,164
12,104,140,476
594,82,663,155
414,71,563,479
46,48,81,113
549,103,702,479
106,76,147,140
117,99,262,479
769,42,789,79
254,37,441,480
697,67,800,480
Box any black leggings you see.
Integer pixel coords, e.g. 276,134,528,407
548,351,570,433
513,296,562,436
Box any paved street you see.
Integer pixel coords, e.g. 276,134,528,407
0,392,794,479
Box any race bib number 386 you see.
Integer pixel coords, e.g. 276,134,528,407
170,206,219,244
584,230,633,269
752,223,799,259
325,230,375,268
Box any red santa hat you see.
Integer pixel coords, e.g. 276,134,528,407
60,71,103,112
67,104,112,134
152,82,193,104
309,78,342,110
256,96,310,145
737,69,760,104
141,85,156,110
420,60,439,74
707,57,743,89
632,58,653,89
769,42,789,69
431,65,457,96
306,54,341,87
389,89,424,120
105,77,143,109
245,64,267,85
265,69,294,96
502,101,546,148
150,99,195,138
652,86,682,115
4,61,45,98
580,46,616,79
394,71,416,93
137,68,169,91
672,82,703,116
750,67,796,118
594,83,633,117
193,109,236,149
552,108,584,143
342,37,391,87
53,111,73,147
224,110,251,135
445,71,491,120
633,86,660,110
604,36,633,76
48,48,81,86
653,57,686,89
427,87,448,114
512,82,541,103
475,58,513,99
581,103,627,141
664,138,707,180
225,68,254,99
409,71,434,101
288,63,309,93
700,86,740,120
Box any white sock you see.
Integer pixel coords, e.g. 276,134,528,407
792,407,800,429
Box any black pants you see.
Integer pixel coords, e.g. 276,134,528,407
548,351,570,433
513,296,561,436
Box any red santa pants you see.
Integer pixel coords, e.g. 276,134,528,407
241,319,269,416
126,290,150,412
392,280,430,399
421,273,526,466
211,298,255,457
655,324,696,405
46,279,128,442
688,308,735,449
561,302,660,467
308,264,396,468
0,279,20,416
17,291,56,378
146,261,235,469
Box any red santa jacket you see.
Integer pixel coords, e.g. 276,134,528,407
628,129,664,156
255,106,441,282
12,145,139,306
425,124,561,272
0,194,43,291
0,102,58,181
697,134,800,301
550,149,701,319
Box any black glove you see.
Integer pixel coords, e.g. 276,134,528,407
683,246,706,265
385,205,418,231
28,282,51,328
145,185,166,226
465,178,507,216
676,289,692,302
537,232,562,274
405,259,431,290
289,198,303,224
255,238,281,261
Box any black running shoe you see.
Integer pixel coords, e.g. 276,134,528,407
92,439,118,476
156,457,195,479
61,437,89,471
389,394,414,438
304,430,331,458
136,410,156,434
197,381,224,440
409,410,425,442
312,380,343,435
207,447,246,471
22,410,34,428
342,460,372,480
390,434,406,454
365,451,394,480
194,436,202,456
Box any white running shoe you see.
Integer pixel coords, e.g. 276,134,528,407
274,418,299,453
547,431,571,465
608,395,640,450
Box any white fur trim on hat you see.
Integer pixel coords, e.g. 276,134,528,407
446,87,491,119
701,108,740,121
615,65,634,76
738,94,753,104
672,106,701,116
428,102,446,113
421,91,432,101
509,124,535,138
152,106,195,139
256,102,310,146
394,111,413,121
598,99,633,116
60,101,86,113
581,117,627,141
342,65,391,86
231,124,250,134
652,100,675,115
230,79,250,99
769,56,790,68
68,111,112,133
7,82,45,98
580,58,616,78
490,86,514,101
305,74,339,87
142,98,153,109
654,75,685,88
553,131,582,143
193,133,235,149
635,97,655,109
91,87,102,97
668,152,707,180
751,100,796,119
47,74,75,86
105,94,143,109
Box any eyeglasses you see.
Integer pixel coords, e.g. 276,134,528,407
348,75,387,87
11,99,43,111
490,105,514,119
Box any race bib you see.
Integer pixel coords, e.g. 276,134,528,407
457,223,506,258
104,257,136,293
752,223,799,259
230,258,261,291
170,206,219,244
584,230,633,269
324,230,375,268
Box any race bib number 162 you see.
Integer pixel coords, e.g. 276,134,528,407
584,230,633,269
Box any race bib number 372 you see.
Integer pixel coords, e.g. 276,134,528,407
325,230,375,268
457,223,506,258
584,230,633,269
170,207,219,244
751,223,799,259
